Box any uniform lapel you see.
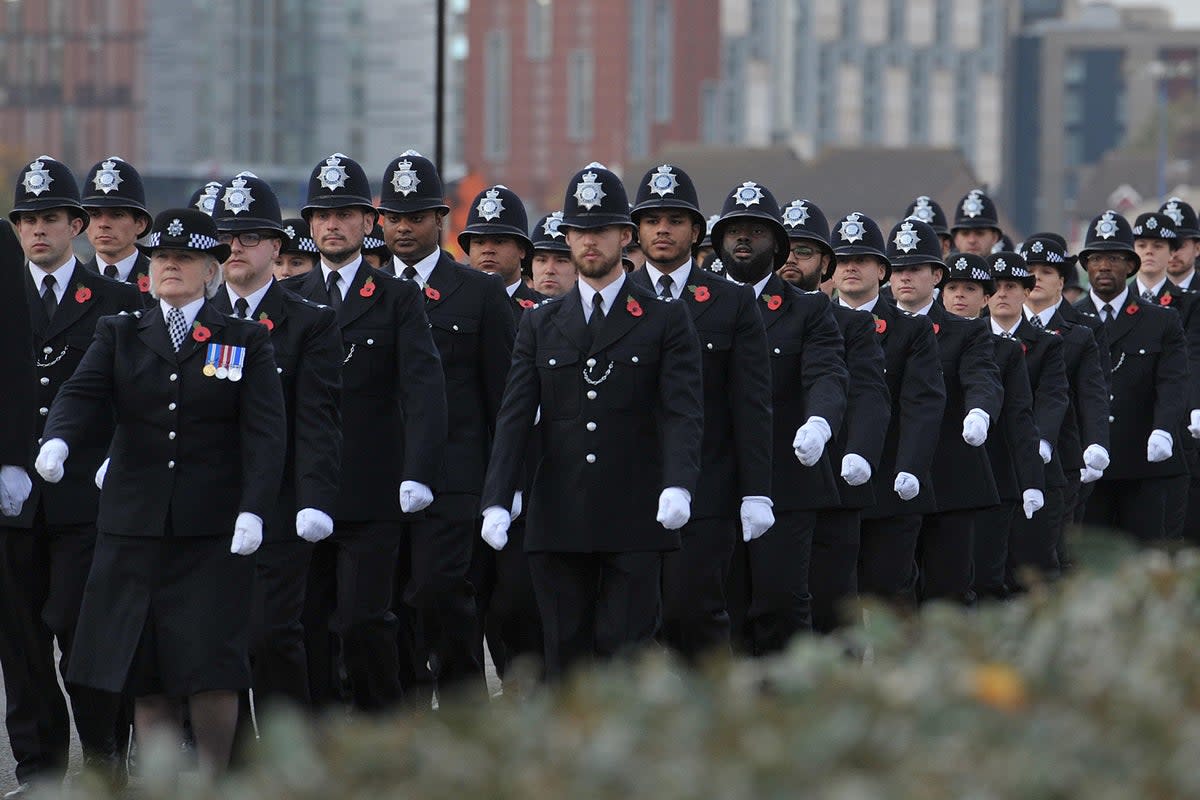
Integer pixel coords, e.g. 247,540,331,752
337,265,380,329
423,254,465,306
550,287,590,352
589,284,642,356
1104,295,1140,347
176,301,228,364
43,264,95,341
684,267,716,322
870,296,893,345
758,274,789,330
137,305,178,364
25,268,49,339
255,280,289,333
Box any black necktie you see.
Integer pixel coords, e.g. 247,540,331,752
234,297,249,319
103,263,118,279
1103,303,1115,324
588,291,606,346
326,270,343,312
41,274,57,322
401,266,418,282
657,274,673,299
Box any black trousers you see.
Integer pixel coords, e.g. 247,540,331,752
917,510,975,604
528,550,662,680
486,518,543,680
251,538,314,710
1059,468,1082,570
727,510,816,656
0,515,120,784
858,513,922,607
660,517,737,661
810,509,860,633
1164,471,1190,541
973,502,1016,601
1082,477,1173,544
1008,487,1065,591
303,521,403,713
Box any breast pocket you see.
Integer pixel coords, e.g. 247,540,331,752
430,314,480,368
537,348,580,420
342,329,393,392
607,345,660,410
1114,342,1160,380
697,329,731,384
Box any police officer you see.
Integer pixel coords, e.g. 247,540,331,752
780,200,889,633
78,156,152,301
188,181,223,217
530,212,576,299
1162,197,1200,290
0,156,139,792
479,163,704,679
37,208,286,776
1074,210,1188,542
836,216,945,607
716,182,847,652
210,173,343,718
459,184,546,319
903,195,952,257
361,223,391,270
0,212,33,521
950,189,1003,256
283,153,447,712
274,217,319,281
627,165,773,660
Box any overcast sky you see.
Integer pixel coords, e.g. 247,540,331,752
1102,0,1200,25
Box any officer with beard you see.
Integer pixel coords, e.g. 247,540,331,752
714,181,847,652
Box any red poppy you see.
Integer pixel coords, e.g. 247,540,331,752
763,294,782,311
137,273,150,293
933,323,941,334
626,296,643,317
360,277,376,298
192,323,211,342
74,285,92,304
258,312,274,331
424,285,441,301
517,298,535,309
690,285,711,303
1125,304,1139,316
874,317,887,334
1160,293,1173,307
1021,342,1028,354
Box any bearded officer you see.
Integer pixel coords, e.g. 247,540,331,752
282,153,446,712
780,200,889,632
78,156,153,305
479,163,703,679
626,164,773,660
715,181,847,652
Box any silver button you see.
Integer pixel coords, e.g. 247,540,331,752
169,373,178,381
277,367,283,374
632,356,639,363
587,390,597,400
1110,395,1114,402
168,402,177,411
452,324,460,331
367,338,375,345
586,358,596,368
548,358,557,366
38,406,48,416
42,346,52,355
1139,348,1146,355
1109,415,1115,423
706,342,713,350
168,431,176,440
586,453,596,463
168,460,175,468
586,422,597,431
39,376,49,386
774,347,781,354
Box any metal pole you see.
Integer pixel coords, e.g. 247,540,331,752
434,0,447,177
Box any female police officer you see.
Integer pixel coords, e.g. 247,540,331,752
34,209,286,776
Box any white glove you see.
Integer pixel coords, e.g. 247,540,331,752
739,496,774,542
399,480,434,513
0,465,32,517
1083,444,1109,472
1022,488,1045,520
1038,439,1052,465
230,512,263,556
961,408,990,447
1147,429,1173,463
656,486,691,531
792,416,832,467
894,471,920,501
1080,466,1104,484
510,491,523,521
34,438,69,484
840,453,872,486
296,507,334,543
1190,410,1200,440
481,506,511,551
94,458,110,490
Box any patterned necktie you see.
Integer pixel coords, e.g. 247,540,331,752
167,307,188,352
657,274,673,299
103,263,118,279
234,297,249,319
588,291,606,346
326,270,343,311
1029,313,1044,329
1142,288,1155,303
41,274,58,322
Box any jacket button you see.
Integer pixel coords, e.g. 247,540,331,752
548,358,557,366
586,422,597,431
774,347,781,354
42,346,52,355
38,407,48,416
632,356,639,363
586,358,596,367
1109,415,1115,422
453,324,460,331
168,460,176,468
706,342,713,350
586,453,596,463
168,431,176,440
277,367,283,374
169,373,178,381
40,377,49,386
168,402,177,411
587,390,597,400
367,338,375,345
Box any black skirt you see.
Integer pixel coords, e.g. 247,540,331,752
66,532,255,696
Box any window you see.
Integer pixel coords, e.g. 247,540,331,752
888,0,905,40
567,48,594,142
483,30,510,160
653,0,672,121
842,0,858,41
935,0,952,44
527,0,552,61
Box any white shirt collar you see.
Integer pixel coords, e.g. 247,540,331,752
225,279,273,320
504,279,519,297
908,300,935,316
1136,276,1167,297
394,249,441,285
990,317,1021,337
320,255,363,300
644,260,693,300
160,295,205,330
1090,285,1129,315
1023,303,1056,327
97,250,140,282
839,294,879,313
751,275,771,297
1176,270,1195,290
28,256,76,303
578,271,627,322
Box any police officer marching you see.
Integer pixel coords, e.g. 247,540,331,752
78,156,153,305
459,184,546,319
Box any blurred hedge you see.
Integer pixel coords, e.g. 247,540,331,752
67,542,1200,799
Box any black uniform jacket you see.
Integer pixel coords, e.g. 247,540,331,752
212,281,343,539
42,301,286,537
1014,316,1069,488
629,265,772,519
283,262,447,520
0,221,35,466
481,277,704,553
80,252,153,307
828,303,890,510
1045,309,1110,472
985,334,1045,501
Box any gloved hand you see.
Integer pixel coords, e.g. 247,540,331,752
792,416,832,467
296,507,334,543
481,506,511,551
1022,488,1045,520
1080,466,1104,484
1038,439,1052,465
1083,444,1110,472
510,491,523,521
1147,429,1173,463
739,496,774,542
0,466,32,517
399,480,434,513
34,438,69,484
840,453,872,486
230,512,263,556
961,408,990,447
94,458,110,490
656,487,691,530
894,471,920,501
1190,410,1200,440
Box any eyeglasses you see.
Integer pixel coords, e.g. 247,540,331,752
1083,253,1133,267
216,231,273,247
789,245,817,258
